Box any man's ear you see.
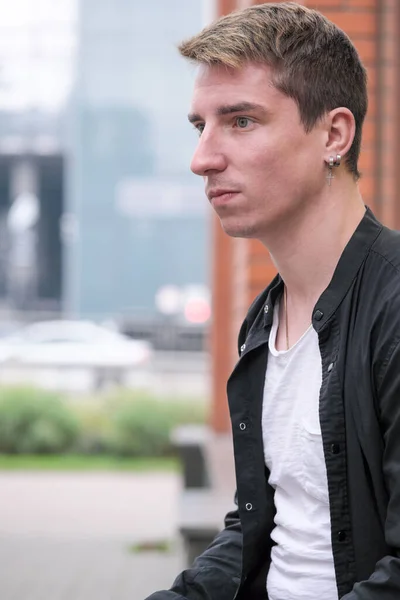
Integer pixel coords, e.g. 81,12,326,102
323,107,356,162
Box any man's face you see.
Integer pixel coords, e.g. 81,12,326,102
189,62,328,241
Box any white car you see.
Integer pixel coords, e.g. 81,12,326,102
0,320,152,390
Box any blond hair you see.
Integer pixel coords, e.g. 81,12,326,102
179,2,367,179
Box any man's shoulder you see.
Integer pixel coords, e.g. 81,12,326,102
370,225,400,274
363,226,400,330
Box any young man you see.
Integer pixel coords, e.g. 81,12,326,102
147,3,400,599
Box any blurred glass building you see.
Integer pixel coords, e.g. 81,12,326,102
64,0,209,331
0,0,75,319
0,0,210,341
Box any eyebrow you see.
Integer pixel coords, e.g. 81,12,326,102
187,102,267,124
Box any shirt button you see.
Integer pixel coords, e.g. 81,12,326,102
240,343,246,353
337,530,347,542
331,443,340,454
314,309,324,321
327,362,334,372
264,304,269,314
245,503,253,511
239,423,247,431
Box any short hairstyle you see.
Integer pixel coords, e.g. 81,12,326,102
179,2,367,180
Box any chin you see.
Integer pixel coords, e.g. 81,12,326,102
220,220,258,239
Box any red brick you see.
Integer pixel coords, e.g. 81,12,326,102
346,0,376,8
360,150,376,170
359,174,376,197
307,1,343,7
362,119,376,144
354,39,376,63
323,11,376,35
358,148,376,172
247,288,262,308
248,239,268,260
219,0,238,16
365,94,376,118
366,66,376,88
249,262,277,288
308,0,376,6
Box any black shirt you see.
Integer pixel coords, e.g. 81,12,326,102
147,207,400,599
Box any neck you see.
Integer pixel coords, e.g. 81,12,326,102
261,178,366,307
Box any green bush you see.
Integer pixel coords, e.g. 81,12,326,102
0,387,79,454
0,386,207,458
69,398,112,454
105,391,207,458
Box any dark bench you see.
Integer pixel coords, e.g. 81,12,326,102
170,425,211,489
171,425,236,567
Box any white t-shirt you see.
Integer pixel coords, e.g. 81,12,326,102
262,299,338,600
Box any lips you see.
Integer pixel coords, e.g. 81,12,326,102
207,189,240,210
207,189,238,201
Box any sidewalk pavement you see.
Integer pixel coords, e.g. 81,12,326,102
0,471,183,599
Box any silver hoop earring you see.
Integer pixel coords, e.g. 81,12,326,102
326,154,341,186
333,154,341,167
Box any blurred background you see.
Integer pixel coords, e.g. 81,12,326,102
0,0,398,598
0,0,216,598
0,0,213,355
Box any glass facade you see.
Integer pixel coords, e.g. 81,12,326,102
65,0,209,320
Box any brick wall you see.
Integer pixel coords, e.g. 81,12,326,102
211,0,399,432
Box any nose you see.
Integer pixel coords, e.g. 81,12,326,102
190,130,227,177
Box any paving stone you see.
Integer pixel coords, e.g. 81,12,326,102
0,472,183,600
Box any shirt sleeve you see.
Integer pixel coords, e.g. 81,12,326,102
144,505,242,600
341,337,400,599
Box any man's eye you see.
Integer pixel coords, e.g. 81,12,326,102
236,117,251,128
195,124,205,136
